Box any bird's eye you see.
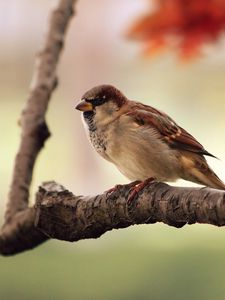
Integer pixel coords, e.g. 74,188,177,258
89,97,106,107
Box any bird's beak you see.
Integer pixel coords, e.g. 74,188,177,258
75,100,93,112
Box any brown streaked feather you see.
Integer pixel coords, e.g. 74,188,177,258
180,152,225,190
126,102,216,158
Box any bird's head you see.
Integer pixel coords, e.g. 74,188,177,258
75,85,127,127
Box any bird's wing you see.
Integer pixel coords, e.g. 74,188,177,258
125,103,216,158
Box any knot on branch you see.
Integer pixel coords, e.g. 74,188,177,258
34,120,51,147
35,182,81,240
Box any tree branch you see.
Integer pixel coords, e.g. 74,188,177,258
1,0,76,255
34,181,225,241
1,180,225,255
6,0,76,222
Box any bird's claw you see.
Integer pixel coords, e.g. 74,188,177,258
127,177,155,205
105,181,141,197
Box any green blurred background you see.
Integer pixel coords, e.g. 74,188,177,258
1,1,225,299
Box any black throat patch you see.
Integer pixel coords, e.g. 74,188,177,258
83,111,96,132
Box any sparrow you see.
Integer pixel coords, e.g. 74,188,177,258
76,84,225,191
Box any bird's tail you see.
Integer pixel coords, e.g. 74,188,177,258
198,167,225,190
181,154,225,190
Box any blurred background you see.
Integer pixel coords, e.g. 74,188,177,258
1,0,225,299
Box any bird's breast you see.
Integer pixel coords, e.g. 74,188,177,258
84,114,181,182
87,127,113,162
104,121,181,181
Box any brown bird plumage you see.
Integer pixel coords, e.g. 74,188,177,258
76,84,225,190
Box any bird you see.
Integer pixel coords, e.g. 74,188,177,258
75,84,225,192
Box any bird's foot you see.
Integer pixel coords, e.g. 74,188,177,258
105,181,141,197
127,177,155,204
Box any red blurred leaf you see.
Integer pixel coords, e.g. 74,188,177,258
128,0,225,59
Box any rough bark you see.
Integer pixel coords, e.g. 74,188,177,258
35,181,225,241
1,180,225,255
0,0,76,255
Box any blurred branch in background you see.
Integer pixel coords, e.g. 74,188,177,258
128,0,225,60
0,0,76,255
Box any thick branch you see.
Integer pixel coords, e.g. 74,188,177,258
34,181,225,242
0,208,46,255
1,181,225,255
